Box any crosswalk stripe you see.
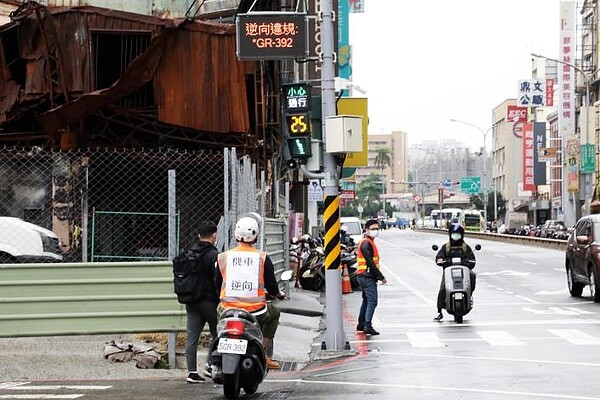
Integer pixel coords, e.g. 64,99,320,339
476,330,524,346
7,386,111,391
548,329,600,345
406,332,444,347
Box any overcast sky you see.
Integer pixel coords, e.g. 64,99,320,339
349,0,561,150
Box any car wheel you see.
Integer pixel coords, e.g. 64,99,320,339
567,265,584,297
589,266,600,303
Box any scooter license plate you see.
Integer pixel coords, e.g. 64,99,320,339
217,338,248,355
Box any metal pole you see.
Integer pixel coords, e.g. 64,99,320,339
322,0,346,351
167,169,177,369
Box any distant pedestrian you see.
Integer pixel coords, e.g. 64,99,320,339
356,219,387,335
184,221,219,383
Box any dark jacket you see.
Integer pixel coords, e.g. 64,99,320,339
359,238,385,281
189,240,219,303
435,240,476,269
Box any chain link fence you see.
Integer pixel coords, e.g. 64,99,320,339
0,147,286,265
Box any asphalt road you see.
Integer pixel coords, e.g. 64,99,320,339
3,229,600,400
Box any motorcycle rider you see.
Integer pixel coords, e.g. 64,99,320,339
433,223,476,321
215,216,285,369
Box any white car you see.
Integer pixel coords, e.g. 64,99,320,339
340,217,364,244
0,217,63,263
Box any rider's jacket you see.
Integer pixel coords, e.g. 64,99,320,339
217,246,267,313
435,241,476,269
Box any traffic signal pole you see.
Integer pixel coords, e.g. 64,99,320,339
321,0,347,351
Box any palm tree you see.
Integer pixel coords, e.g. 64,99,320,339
373,147,392,175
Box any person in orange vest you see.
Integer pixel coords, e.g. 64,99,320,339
356,219,387,335
215,216,285,370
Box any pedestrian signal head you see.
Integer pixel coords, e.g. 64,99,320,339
235,217,259,243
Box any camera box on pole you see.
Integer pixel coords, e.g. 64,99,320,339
324,115,363,153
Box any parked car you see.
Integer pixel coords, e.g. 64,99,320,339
540,220,567,239
340,217,363,245
565,214,600,302
0,217,63,263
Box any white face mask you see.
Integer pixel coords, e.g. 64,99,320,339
369,229,379,239
450,233,462,241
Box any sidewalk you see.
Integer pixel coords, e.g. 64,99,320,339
0,288,324,382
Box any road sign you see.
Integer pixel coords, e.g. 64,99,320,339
413,194,422,203
460,176,481,194
443,178,451,188
307,179,323,201
581,144,595,173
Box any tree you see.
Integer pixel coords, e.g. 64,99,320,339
373,147,392,175
469,191,506,222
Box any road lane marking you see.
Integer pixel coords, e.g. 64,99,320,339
524,261,538,265
376,350,600,368
5,386,111,391
405,332,445,347
479,270,531,277
515,294,539,304
0,396,84,399
535,289,569,295
266,378,600,399
549,329,600,345
476,330,524,346
378,318,600,329
494,254,507,258
523,307,594,315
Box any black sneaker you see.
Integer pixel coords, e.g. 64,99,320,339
363,326,380,335
186,372,205,383
433,312,443,321
356,324,364,332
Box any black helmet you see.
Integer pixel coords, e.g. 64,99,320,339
449,224,465,243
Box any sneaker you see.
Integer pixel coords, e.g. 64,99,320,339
433,312,443,321
363,326,380,335
266,357,281,369
356,324,364,332
186,372,205,383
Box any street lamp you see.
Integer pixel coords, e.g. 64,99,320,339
449,118,494,231
531,53,598,216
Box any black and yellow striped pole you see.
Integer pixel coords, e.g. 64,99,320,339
320,0,347,351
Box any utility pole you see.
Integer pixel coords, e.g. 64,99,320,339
321,0,346,351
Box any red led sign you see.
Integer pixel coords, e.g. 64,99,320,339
236,13,308,60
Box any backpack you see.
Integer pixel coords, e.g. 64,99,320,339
172,249,204,304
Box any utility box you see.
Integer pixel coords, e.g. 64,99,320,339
325,115,363,153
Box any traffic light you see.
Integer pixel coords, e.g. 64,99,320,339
282,82,312,162
287,137,312,158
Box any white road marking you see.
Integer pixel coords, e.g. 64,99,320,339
523,307,594,315
535,289,568,295
266,378,600,399
477,330,524,346
479,270,531,277
0,385,28,390
524,261,538,265
379,318,600,330
515,295,539,304
405,332,445,348
0,396,84,399
379,261,433,306
494,254,507,258
549,329,600,345
5,387,111,391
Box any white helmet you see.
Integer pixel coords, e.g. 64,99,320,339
235,217,259,243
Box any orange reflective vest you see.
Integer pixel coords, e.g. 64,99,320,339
217,245,267,313
356,236,379,275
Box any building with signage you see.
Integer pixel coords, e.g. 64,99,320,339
354,130,408,194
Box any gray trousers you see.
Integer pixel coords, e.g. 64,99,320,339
185,300,218,372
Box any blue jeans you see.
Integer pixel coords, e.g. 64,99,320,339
357,275,378,328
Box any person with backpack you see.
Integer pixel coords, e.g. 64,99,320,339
173,221,220,383
433,224,476,321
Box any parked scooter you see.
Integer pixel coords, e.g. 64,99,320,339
209,270,292,399
431,243,481,323
298,235,326,291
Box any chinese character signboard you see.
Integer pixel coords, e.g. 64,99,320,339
522,123,536,192
349,0,364,12
546,78,554,106
517,79,546,107
581,143,596,173
566,135,580,192
283,83,310,112
236,13,308,60
559,2,576,138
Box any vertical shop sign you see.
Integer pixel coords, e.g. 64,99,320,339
534,122,547,185
522,123,536,191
